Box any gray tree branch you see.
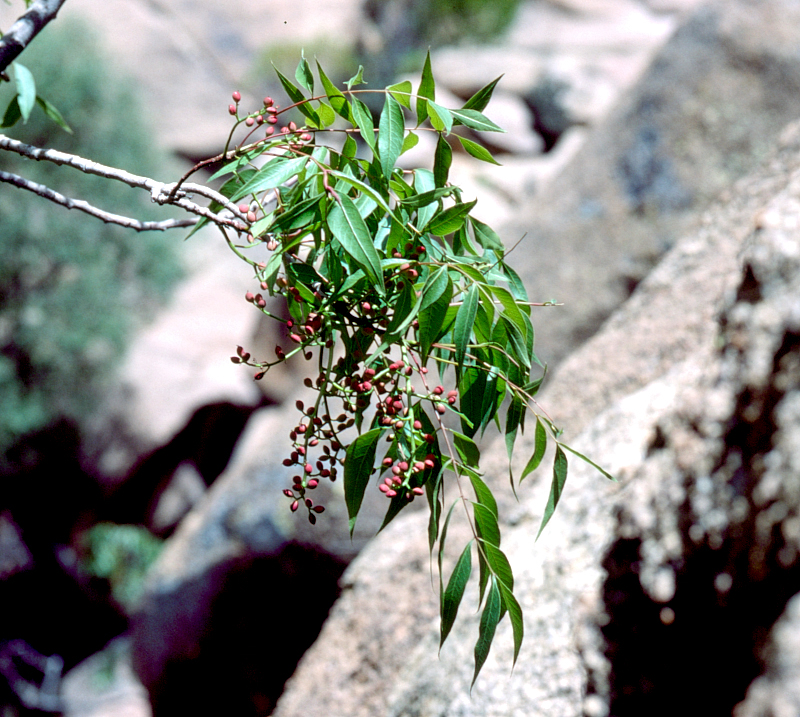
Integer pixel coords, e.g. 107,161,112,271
0,0,69,74
0,170,199,231
0,133,251,232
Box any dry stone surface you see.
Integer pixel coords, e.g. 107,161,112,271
271,112,800,717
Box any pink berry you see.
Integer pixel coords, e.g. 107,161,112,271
229,105,237,115
232,91,241,102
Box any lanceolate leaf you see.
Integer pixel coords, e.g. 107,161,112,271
387,80,413,109
378,94,404,178
497,582,524,666
473,503,500,549
453,284,479,374
35,95,71,133
426,199,477,236
427,100,453,134
401,131,419,155
344,428,382,535
273,65,320,126
560,443,617,481
317,61,351,120
231,156,309,201
452,431,480,467
457,135,500,165
433,135,452,188
346,65,365,90
468,470,498,517
441,541,472,649
462,75,503,112
418,273,452,361
473,577,502,687
351,97,376,151
13,62,35,123
450,108,504,133
505,395,524,462
416,50,435,126
295,52,314,92
521,418,547,483
536,444,568,539
328,193,384,293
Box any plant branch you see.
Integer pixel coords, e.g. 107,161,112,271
0,0,68,73
0,170,197,231
0,133,250,231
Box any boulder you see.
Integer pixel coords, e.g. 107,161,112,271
270,98,800,717
505,0,800,368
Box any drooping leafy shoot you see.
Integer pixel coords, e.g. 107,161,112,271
197,55,612,684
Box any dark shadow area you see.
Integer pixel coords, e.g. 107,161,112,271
601,330,800,716
135,543,347,717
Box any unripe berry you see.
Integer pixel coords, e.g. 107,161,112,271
229,104,237,115
264,96,274,107
436,404,447,414
291,500,299,512
232,90,241,102
283,489,294,498
245,291,255,302
307,479,319,489
413,420,422,430
245,117,255,127
413,486,425,496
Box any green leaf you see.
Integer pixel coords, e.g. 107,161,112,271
438,501,458,608
342,134,357,158
521,418,548,483
452,431,480,467
399,186,454,209
346,65,365,90
560,443,617,482
231,156,309,201
13,62,35,123
387,80,413,109
453,284,479,374
401,130,419,155
468,470,498,518
317,101,336,128
450,108,504,133
328,193,384,294
35,95,71,133
344,428,382,535
457,135,500,165
536,444,568,539
462,75,503,112
497,582,524,667
491,286,528,340
440,541,472,649
458,365,486,439
473,503,500,548
378,94,404,178
385,280,419,336
505,395,524,463
483,543,514,590
317,61,351,120
418,272,452,361
426,199,477,236
473,577,502,687
414,169,437,228
469,217,504,251
295,52,314,92
433,135,452,188
416,50,435,126
274,65,320,126
351,97,376,150
427,100,452,134
1,96,21,128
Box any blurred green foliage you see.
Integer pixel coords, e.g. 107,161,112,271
0,20,182,453
80,522,163,611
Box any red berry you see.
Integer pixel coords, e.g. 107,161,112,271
229,104,237,115
246,291,255,302
232,91,241,102
290,500,299,512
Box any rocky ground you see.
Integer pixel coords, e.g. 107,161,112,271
21,0,800,714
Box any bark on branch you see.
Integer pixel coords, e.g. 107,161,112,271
0,133,250,232
0,0,69,74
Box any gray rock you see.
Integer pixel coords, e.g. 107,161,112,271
507,0,800,369
271,111,800,717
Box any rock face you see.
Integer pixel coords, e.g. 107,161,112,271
269,89,800,717
506,0,800,368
